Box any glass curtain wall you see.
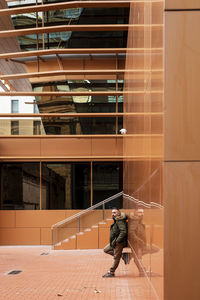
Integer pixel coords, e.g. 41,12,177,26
0,79,124,135
0,2,129,136
123,0,164,299
0,163,40,210
0,161,122,210
10,5,129,50
41,162,91,209
92,162,123,208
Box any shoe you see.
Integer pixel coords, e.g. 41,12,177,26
122,253,129,264
102,272,115,278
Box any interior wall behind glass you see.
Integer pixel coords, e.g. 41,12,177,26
41,162,91,209
92,162,123,208
0,163,40,210
0,162,123,210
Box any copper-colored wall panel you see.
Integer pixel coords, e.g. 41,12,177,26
41,228,52,245
123,1,163,295
64,210,81,219
26,59,83,72
0,210,113,245
99,227,110,249
41,138,92,157
165,12,200,160
91,137,123,157
164,162,200,300
127,208,163,249
0,210,81,245
0,228,40,245
123,136,162,158
80,211,103,228
165,0,200,9
15,210,66,227
0,211,15,228
0,137,124,159
85,58,121,70
76,227,98,249
26,58,125,73
0,138,41,156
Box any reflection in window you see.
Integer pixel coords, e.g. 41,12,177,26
0,163,40,210
33,120,41,135
41,163,91,209
92,162,123,208
33,101,39,113
33,80,124,108
11,120,19,135
32,80,123,135
11,100,19,113
11,7,128,50
0,162,123,210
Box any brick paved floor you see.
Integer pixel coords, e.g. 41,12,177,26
0,246,163,300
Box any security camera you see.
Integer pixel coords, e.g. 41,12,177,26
120,128,127,134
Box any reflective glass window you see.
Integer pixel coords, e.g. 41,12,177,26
33,120,41,135
0,163,40,210
10,6,129,50
11,100,19,113
92,162,123,208
11,120,19,135
41,162,91,209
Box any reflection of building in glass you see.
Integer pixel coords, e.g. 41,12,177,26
0,86,43,135
1,1,198,299
0,162,122,210
32,79,124,135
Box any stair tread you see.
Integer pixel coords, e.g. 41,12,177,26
54,218,110,250
77,232,84,235
55,242,61,246
62,238,69,243
70,235,76,239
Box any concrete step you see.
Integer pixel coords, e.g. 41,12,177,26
54,218,113,250
77,226,98,249
54,242,62,250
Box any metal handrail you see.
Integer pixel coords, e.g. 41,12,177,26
51,191,163,246
51,191,163,231
51,191,123,230
123,193,164,209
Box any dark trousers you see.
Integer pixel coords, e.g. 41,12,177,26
104,243,124,273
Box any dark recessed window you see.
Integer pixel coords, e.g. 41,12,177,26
0,163,40,210
11,121,19,135
33,120,41,135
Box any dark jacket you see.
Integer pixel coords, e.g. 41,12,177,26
110,212,128,248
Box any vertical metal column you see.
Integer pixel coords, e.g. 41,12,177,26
42,0,45,49
102,201,105,220
116,57,119,134
90,161,93,207
40,161,42,210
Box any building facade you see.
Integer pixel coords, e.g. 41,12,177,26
0,1,199,299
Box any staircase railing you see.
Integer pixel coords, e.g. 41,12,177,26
51,191,123,247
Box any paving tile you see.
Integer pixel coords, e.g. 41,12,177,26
0,246,163,300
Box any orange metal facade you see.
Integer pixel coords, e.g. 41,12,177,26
164,1,200,299
0,2,164,298
2,0,200,299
